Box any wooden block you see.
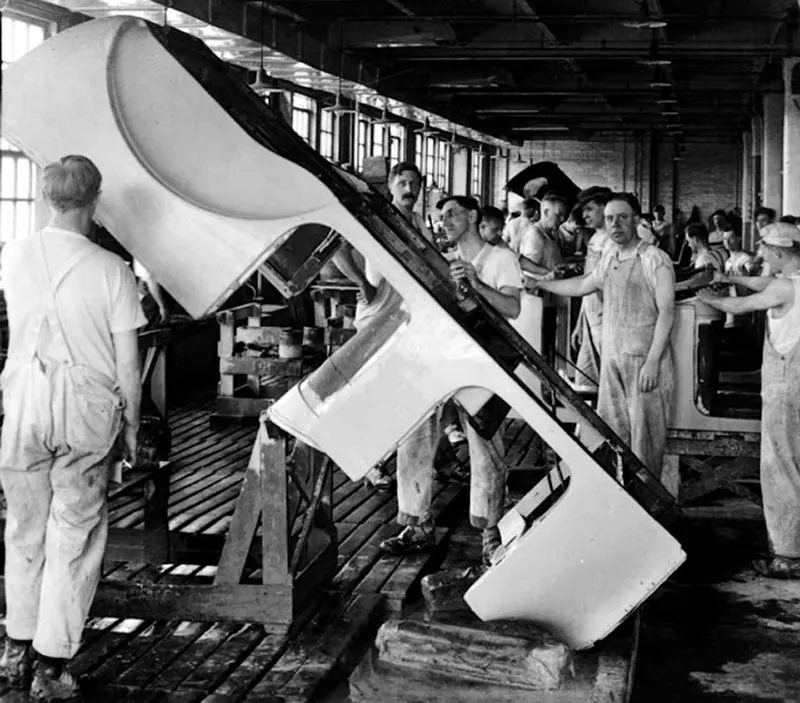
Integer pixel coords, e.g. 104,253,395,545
420,566,483,615
375,619,571,691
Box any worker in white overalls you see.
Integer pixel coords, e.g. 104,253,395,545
699,222,800,578
536,192,675,480
0,156,145,699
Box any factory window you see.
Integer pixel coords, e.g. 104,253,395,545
437,141,451,192
291,93,316,147
388,124,405,165
414,133,424,168
1,13,49,242
424,136,438,188
371,123,387,158
355,116,371,172
470,149,484,199
319,109,337,161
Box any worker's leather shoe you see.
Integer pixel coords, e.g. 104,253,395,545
362,466,396,493
379,523,435,555
30,662,83,701
0,639,34,689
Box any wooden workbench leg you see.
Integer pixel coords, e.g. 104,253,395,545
261,436,290,586
218,310,235,398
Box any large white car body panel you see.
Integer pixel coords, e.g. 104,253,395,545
2,17,685,650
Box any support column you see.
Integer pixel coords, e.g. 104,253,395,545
763,92,784,214
741,131,753,248
782,58,800,215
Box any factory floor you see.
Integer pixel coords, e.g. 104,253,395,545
632,517,800,703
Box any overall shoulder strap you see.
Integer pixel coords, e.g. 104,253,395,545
32,232,100,365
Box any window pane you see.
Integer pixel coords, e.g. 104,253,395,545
16,201,31,239
1,157,16,197
1,202,15,243
16,158,30,199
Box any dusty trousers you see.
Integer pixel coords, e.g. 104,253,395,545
760,336,800,558
0,448,110,659
597,244,673,477
396,404,506,528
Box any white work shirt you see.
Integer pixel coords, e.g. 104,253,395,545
725,250,755,276
502,216,532,254
470,243,523,301
1,226,146,382
520,223,563,269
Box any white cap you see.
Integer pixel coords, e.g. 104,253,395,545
758,222,800,247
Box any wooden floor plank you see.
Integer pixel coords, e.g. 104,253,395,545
177,624,265,693
272,594,384,702
146,623,242,692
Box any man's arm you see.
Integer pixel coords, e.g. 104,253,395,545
714,273,773,292
113,328,141,462
536,272,601,298
449,260,521,319
639,265,675,392
698,278,791,314
518,255,552,278
474,282,521,319
331,242,375,303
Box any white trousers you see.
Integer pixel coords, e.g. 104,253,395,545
1,449,109,658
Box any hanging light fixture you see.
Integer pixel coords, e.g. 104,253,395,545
372,98,396,125
637,33,671,67
622,1,667,29
648,66,671,89
414,117,439,136
249,0,282,95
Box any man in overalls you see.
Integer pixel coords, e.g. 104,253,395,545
699,223,800,578
536,192,675,480
0,155,145,699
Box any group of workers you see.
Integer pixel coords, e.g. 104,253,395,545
1,151,799,700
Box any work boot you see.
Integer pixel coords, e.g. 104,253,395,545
379,522,435,555
0,639,34,690
30,661,83,701
362,466,396,493
482,527,502,568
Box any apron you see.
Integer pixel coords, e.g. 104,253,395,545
597,242,673,477
0,233,123,468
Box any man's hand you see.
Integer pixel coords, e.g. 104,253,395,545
356,281,377,304
696,288,723,305
123,423,138,465
638,357,660,393
450,260,478,287
711,271,730,285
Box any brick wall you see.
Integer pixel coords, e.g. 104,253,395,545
656,141,742,230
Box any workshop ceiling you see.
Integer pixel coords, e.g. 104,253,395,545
44,0,800,143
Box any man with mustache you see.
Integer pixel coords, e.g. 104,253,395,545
535,193,675,481
331,162,430,490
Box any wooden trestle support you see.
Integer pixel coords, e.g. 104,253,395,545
0,422,338,633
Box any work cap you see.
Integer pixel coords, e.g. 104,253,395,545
576,186,613,209
436,195,481,213
758,222,800,247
